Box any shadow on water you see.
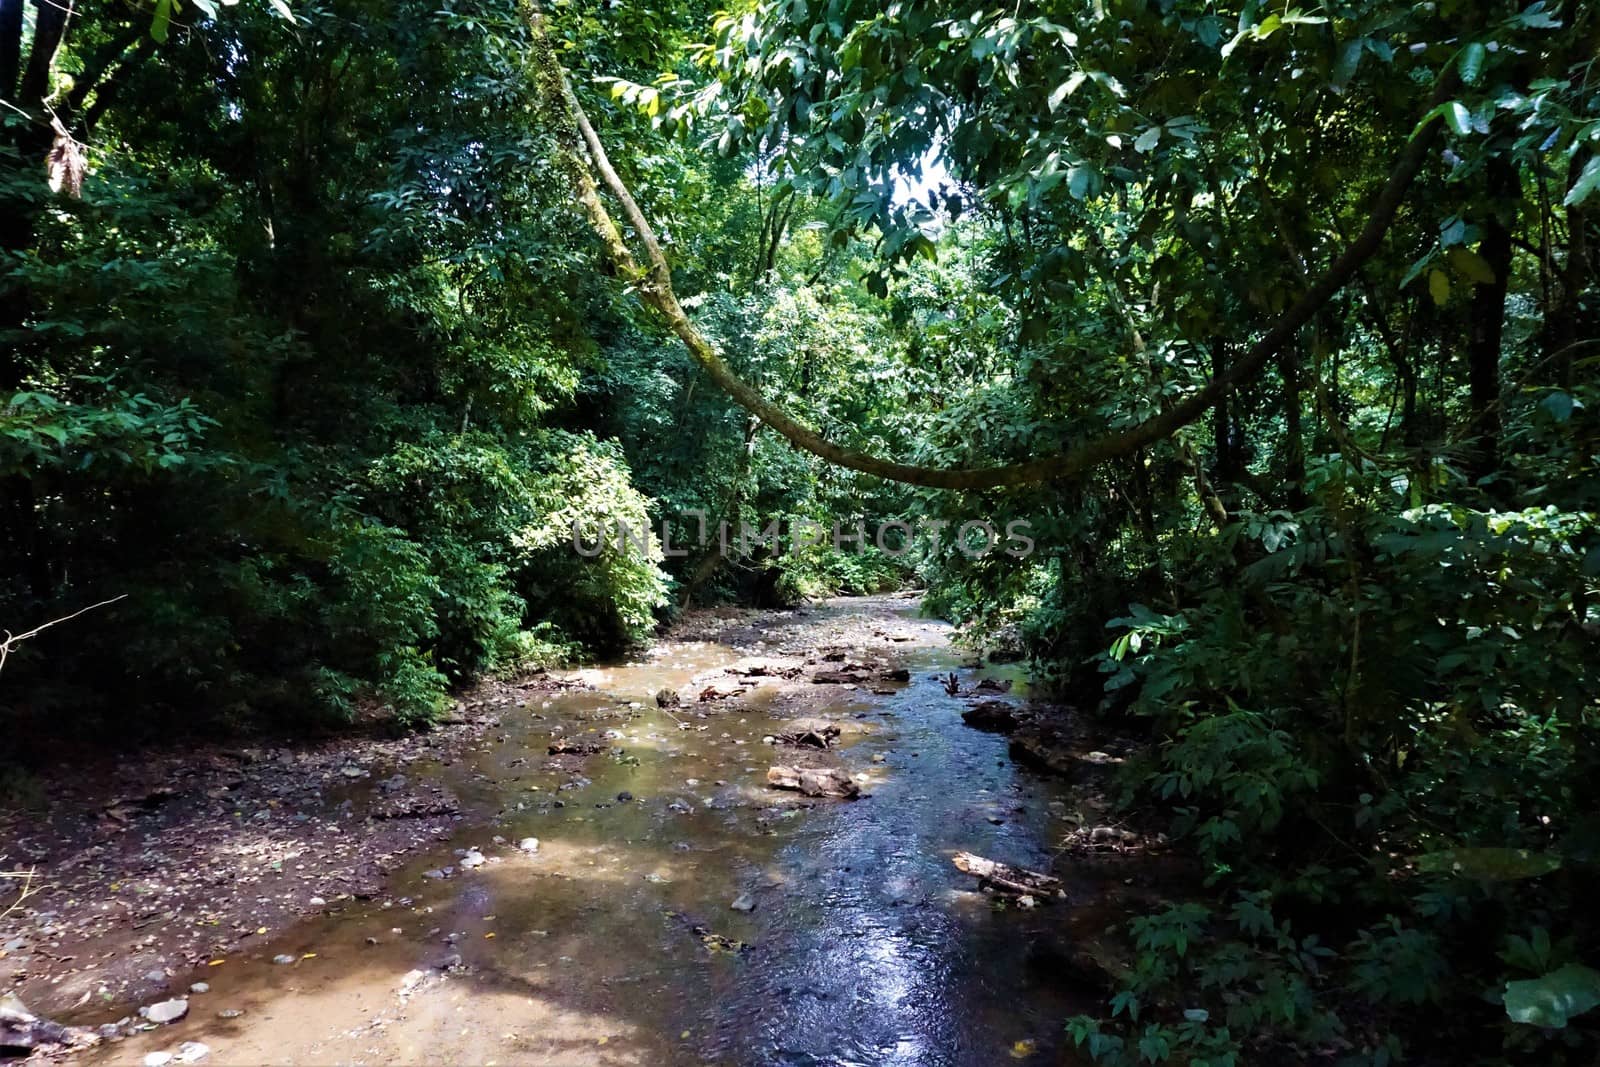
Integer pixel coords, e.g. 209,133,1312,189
85,597,1096,1066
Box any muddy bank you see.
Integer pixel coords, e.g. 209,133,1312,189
0,674,585,1028
4,595,1164,1065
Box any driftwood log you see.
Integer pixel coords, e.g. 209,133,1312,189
952,851,1065,900
772,721,841,749
766,765,860,799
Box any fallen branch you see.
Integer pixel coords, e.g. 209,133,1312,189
520,2,1456,489
0,868,41,924
952,851,1065,900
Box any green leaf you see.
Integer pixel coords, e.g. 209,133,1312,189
1415,847,1561,881
1067,165,1098,200
1565,156,1600,208
1446,101,1472,136
1447,246,1496,285
1048,72,1086,111
267,0,295,21
1504,964,1600,1028
1330,39,1364,89
1458,43,1488,84
1134,127,1161,153
1427,269,1450,306
1539,391,1576,422
151,0,172,42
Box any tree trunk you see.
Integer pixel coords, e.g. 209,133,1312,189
1280,346,1306,506
1548,146,1596,384
1211,339,1236,481
1465,157,1518,485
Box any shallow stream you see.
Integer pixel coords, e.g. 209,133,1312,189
90,597,1093,1066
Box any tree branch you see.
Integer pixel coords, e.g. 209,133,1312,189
523,3,1454,490
0,594,126,674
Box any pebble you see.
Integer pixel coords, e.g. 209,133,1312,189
518,838,539,853
459,850,486,869
188,982,209,995
144,1053,174,1067
422,869,446,880
272,954,296,965
216,1009,244,1020
176,1042,212,1063
730,893,756,913
615,791,634,802
309,896,326,906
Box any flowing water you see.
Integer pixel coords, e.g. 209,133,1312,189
89,596,1095,1066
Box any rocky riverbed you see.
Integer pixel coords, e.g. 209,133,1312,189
3,595,1163,1065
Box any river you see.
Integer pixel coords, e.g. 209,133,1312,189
91,595,1096,1066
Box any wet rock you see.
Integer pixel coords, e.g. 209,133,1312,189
973,677,1013,694
216,1009,244,1020
0,993,70,1052
188,982,210,995
459,850,486,869
1007,726,1080,776
654,688,681,708
518,837,540,853
766,765,860,799
730,893,756,913
421,868,447,880
616,791,634,802
374,787,460,820
811,668,865,685
272,954,296,965
140,999,189,1025
548,738,604,756
878,667,911,682
961,700,1021,734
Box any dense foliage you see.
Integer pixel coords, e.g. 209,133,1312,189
3,0,1597,1061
